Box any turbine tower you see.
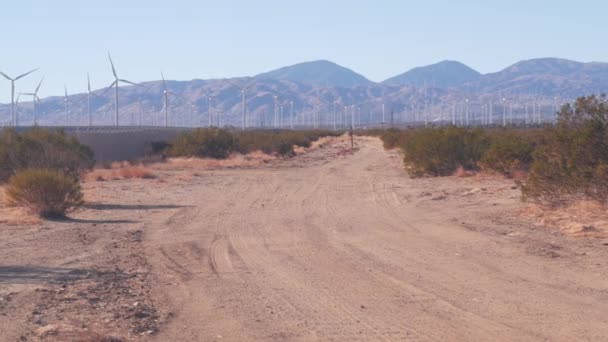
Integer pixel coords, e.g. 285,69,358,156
21,77,44,126
161,72,176,127
0,68,38,127
64,86,70,127
230,79,257,130
106,53,139,127
86,73,102,127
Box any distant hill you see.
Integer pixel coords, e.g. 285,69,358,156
2,57,607,127
256,60,373,88
383,60,481,88
467,58,608,96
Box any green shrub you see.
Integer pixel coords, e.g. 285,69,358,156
169,128,237,159
400,126,489,177
523,95,608,205
5,169,84,218
168,129,339,158
0,128,94,182
480,130,539,177
379,128,406,150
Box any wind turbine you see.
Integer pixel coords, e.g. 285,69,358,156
106,53,139,126
21,77,44,126
86,73,103,127
160,72,177,127
0,68,38,126
64,86,70,126
230,79,257,130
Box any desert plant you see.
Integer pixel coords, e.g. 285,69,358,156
400,126,489,177
5,169,84,218
480,130,538,177
0,128,94,182
168,129,339,159
169,128,237,159
522,95,608,205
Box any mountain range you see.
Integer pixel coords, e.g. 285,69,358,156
1,57,607,126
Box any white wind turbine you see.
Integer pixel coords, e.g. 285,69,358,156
229,79,257,130
64,86,70,126
0,68,38,127
86,73,104,127
161,72,177,127
106,53,139,126
21,77,44,126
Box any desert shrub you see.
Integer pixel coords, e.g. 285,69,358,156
379,128,408,150
5,169,83,218
0,128,94,182
400,126,489,177
169,129,339,159
236,130,338,156
169,128,237,159
522,95,608,205
480,130,540,177
118,166,156,179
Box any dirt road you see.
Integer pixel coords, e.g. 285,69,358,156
144,137,608,341
2,136,607,341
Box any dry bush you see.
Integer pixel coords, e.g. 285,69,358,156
480,130,539,178
169,128,237,159
117,166,156,179
0,128,94,182
398,127,489,177
521,200,608,238
5,169,83,218
522,95,608,206
153,151,276,171
167,128,340,160
86,165,155,181
453,166,476,178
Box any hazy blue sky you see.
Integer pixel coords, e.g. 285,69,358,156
1,0,607,102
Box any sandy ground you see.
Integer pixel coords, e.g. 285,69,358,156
1,137,608,341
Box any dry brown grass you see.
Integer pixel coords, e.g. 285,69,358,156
0,186,41,225
521,200,608,238
86,164,156,182
150,151,276,171
453,166,476,178
294,135,347,155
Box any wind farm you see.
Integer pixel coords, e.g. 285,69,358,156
2,2,608,342
1,57,600,130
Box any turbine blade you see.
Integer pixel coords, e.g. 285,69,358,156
108,53,118,78
101,81,117,96
228,80,243,90
35,77,44,93
161,72,167,91
15,68,38,80
0,71,12,81
118,79,140,87
245,79,257,90
87,73,91,92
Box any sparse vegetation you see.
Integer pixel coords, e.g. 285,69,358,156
522,95,608,206
376,94,608,207
5,169,84,218
87,164,156,181
167,128,340,159
396,126,489,177
168,128,237,159
480,130,539,178
0,128,94,182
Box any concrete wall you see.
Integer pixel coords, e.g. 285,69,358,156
66,128,189,162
